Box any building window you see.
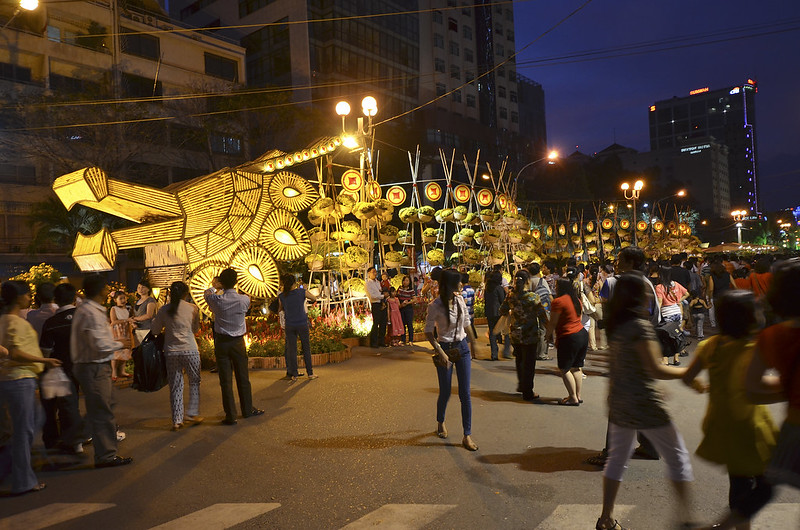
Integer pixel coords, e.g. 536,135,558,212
210,134,242,154
466,94,476,108
451,89,461,103
0,164,35,185
510,111,519,123
120,27,160,60
499,106,508,119
436,83,446,96
465,71,474,83
462,25,472,40
507,30,514,41
121,72,162,97
448,17,458,32
450,64,460,79
0,61,31,83
433,33,444,48
495,44,504,57
238,0,277,17
449,41,459,56
433,11,443,24
50,74,101,93
47,25,60,43
434,58,446,73
464,48,473,63
204,53,238,81
497,66,505,78
498,85,506,98
495,24,503,36
510,90,517,102
508,69,515,82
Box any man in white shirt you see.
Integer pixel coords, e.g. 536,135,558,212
71,274,132,468
204,268,264,425
365,267,387,348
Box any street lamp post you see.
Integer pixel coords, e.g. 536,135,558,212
731,209,747,244
649,190,686,236
512,150,558,199
621,179,644,245
2,0,39,30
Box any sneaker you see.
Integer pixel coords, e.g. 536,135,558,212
116,430,126,442
73,443,84,454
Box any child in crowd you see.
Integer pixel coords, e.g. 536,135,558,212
688,290,711,339
386,287,404,347
683,291,777,530
109,291,133,381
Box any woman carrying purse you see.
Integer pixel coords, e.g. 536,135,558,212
425,269,481,451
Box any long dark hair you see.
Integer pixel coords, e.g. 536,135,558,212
658,266,673,294
167,281,189,317
514,269,530,294
555,277,581,316
767,258,800,318
0,280,30,315
439,269,462,324
484,270,502,293
606,272,650,338
281,274,296,296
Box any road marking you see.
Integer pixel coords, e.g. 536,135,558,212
341,504,456,529
150,503,281,530
534,504,635,530
0,503,115,530
752,503,800,528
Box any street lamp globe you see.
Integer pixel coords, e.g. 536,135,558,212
621,182,630,191
677,190,686,197
335,101,351,116
547,150,559,161
19,0,38,10
361,96,378,117
634,180,644,191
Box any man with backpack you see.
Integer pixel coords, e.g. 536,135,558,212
527,262,553,361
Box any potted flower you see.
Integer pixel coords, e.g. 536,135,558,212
308,281,322,297
332,231,352,242
493,212,503,222
308,227,327,244
354,228,369,244
451,233,465,246
463,248,482,265
305,253,324,270
342,277,366,295
374,199,394,217
422,227,440,244
513,250,530,264
427,248,445,266
384,250,404,269
342,220,361,233
397,230,412,245
336,193,356,214
474,231,484,245
353,201,376,220
515,216,529,229
459,227,475,243
502,211,517,225
488,249,505,265
483,228,501,244
399,206,418,223
468,270,483,287
453,205,468,220
307,209,323,226
345,246,369,268
480,208,495,222
435,208,454,223
324,254,341,269
313,197,335,216
417,206,435,222
379,224,399,244
508,229,522,243
464,212,480,225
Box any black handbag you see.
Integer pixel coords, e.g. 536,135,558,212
131,332,167,392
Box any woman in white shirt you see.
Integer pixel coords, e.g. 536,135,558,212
151,281,203,431
425,269,480,451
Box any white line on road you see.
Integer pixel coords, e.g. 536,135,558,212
0,503,115,530
341,504,456,529
534,504,636,530
149,503,281,530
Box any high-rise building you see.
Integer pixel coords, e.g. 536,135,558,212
173,0,546,170
649,80,759,215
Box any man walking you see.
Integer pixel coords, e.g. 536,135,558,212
365,267,387,349
71,274,132,468
204,268,263,425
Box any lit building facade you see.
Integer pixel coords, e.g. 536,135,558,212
649,81,760,215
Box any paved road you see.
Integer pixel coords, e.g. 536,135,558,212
2,327,799,529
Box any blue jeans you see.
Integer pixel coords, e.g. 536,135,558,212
285,325,312,376
435,338,472,436
400,305,414,343
487,315,511,360
0,378,40,493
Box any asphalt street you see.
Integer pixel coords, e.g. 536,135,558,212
2,326,799,529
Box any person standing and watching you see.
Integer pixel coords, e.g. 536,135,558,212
0,281,62,494
397,276,416,345
26,282,58,338
500,270,549,402
70,274,132,468
151,281,204,431
527,262,554,361
130,280,157,345
366,267,387,349
484,270,510,361
425,269,480,451
278,274,317,381
461,273,477,356
546,278,589,406
39,283,84,454
204,268,264,425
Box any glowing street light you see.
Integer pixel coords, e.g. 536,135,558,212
731,209,747,244
649,189,687,236
3,0,39,30
621,180,644,245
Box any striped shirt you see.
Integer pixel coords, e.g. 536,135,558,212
204,288,249,337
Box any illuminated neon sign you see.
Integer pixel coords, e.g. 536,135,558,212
649,105,656,112
689,87,709,95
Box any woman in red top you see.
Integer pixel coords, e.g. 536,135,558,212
546,278,589,405
747,258,800,492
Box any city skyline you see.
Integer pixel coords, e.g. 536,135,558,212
513,0,800,211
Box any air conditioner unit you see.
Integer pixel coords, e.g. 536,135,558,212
145,16,155,25
131,14,143,23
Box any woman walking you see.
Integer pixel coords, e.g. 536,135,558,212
655,266,690,365
596,273,695,530
500,270,549,402
279,274,318,381
151,281,203,431
397,276,416,345
0,281,61,494
425,269,480,451
546,278,589,405
683,291,777,529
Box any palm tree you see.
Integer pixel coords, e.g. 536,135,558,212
27,197,129,254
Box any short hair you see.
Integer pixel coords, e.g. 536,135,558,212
618,246,646,270
54,283,77,306
670,254,682,266
367,266,376,274
35,282,56,305
219,268,238,289
716,290,761,339
83,274,108,299
461,272,470,284
138,278,151,293
527,262,541,276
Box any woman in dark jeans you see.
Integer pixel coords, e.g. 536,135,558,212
397,275,416,344
484,270,510,361
546,278,589,405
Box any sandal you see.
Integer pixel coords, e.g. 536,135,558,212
14,483,46,495
596,518,626,530
559,397,580,406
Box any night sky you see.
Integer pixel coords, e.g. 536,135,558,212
513,0,800,212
